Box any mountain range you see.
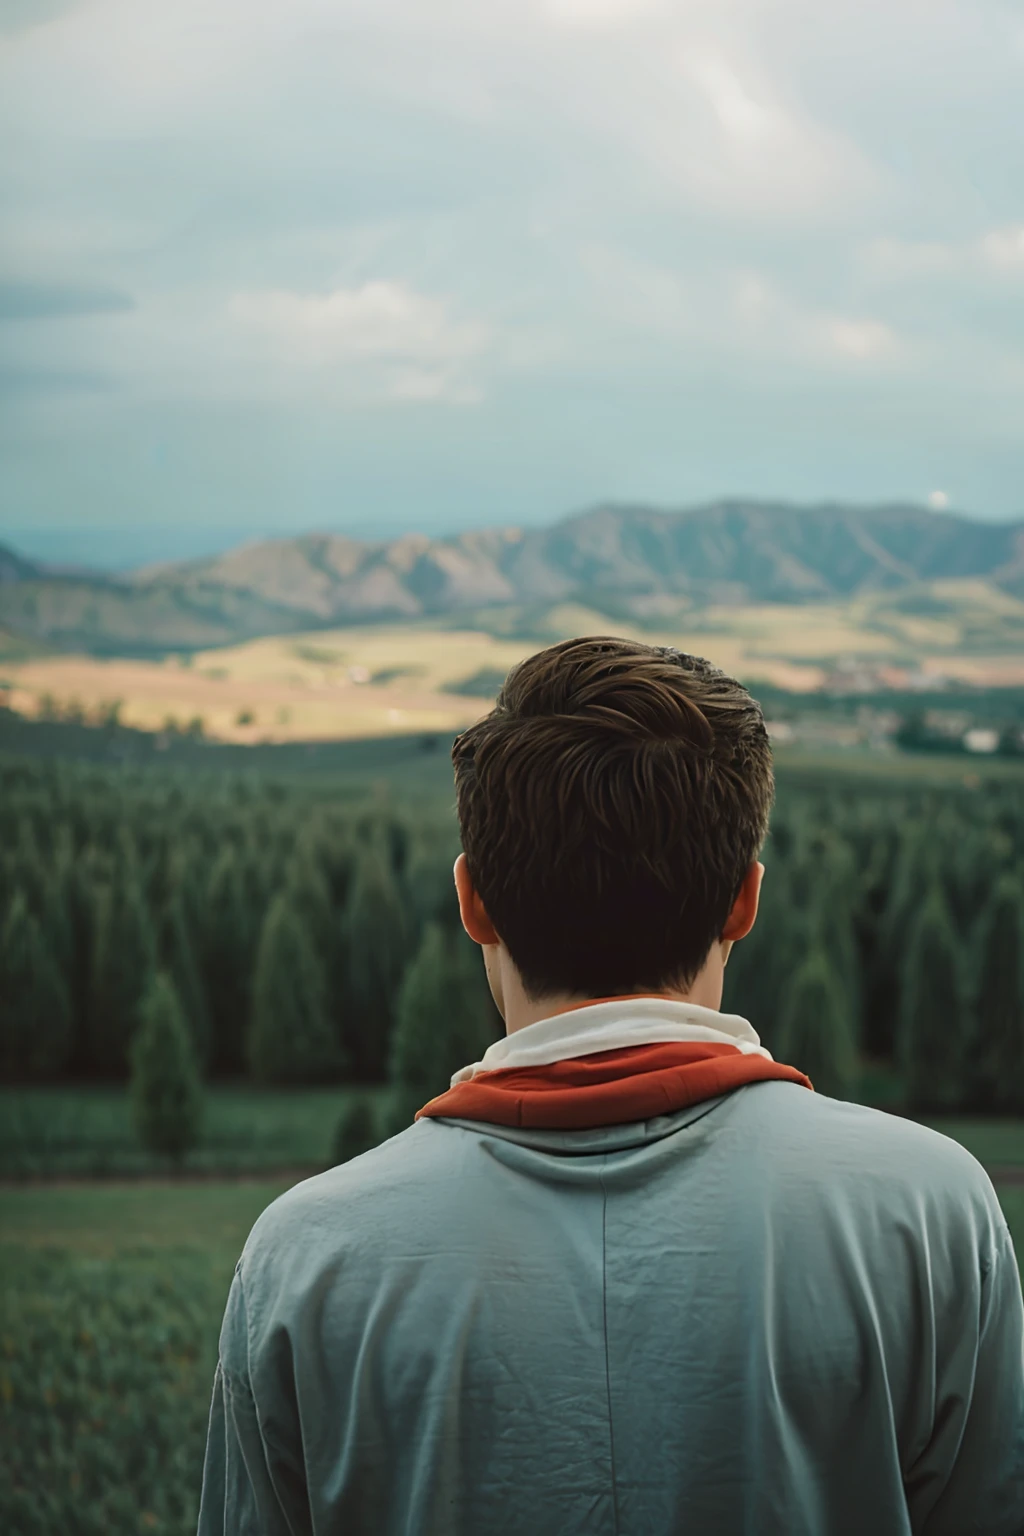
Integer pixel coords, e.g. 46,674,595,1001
3,501,1023,655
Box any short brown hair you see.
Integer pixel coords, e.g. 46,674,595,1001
452,637,773,998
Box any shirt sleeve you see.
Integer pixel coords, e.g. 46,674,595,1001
906,1218,1024,1536
197,1268,309,1536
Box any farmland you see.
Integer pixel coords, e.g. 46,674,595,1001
4,579,1024,745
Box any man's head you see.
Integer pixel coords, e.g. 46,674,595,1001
452,637,773,1011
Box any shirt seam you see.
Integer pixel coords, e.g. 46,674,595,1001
600,1156,622,1536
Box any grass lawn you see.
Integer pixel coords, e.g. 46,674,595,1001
6,1086,1022,1181
0,1180,293,1536
924,1118,1024,1169
0,1084,390,1178
0,1179,294,1255
1001,1187,1024,1258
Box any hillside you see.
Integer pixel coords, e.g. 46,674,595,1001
1,501,1023,654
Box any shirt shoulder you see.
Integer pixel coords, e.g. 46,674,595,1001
238,1119,466,1289
734,1081,1009,1251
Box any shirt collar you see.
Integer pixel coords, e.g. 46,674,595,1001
450,996,771,1086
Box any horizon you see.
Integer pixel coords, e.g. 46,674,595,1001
2,491,1016,574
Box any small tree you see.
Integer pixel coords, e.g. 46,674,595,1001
971,877,1024,1112
899,887,966,1113
331,1096,380,1165
202,847,257,1075
403,834,461,933
0,891,73,1078
777,946,858,1101
247,893,343,1083
344,846,411,1079
130,972,202,1163
387,922,500,1133
88,871,156,1076
157,893,210,1066
722,860,801,1056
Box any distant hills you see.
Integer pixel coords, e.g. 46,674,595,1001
2,501,1023,655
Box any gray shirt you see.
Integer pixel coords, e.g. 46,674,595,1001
199,1082,1024,1535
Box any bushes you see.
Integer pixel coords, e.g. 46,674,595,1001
0,1245,229,1536
332,1096,381,1164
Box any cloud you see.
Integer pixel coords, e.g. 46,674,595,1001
0,363,112,396
0,281,134,321
665,46,874,218
227,281,489,402
861,228,1024,284
3,0,1024,523
580,252,907,374
543,0,666,27
726,271,902,367
0,0,86,37
980,227,1024,271
689,55,779,147
858,239,960,282
825,317,897,361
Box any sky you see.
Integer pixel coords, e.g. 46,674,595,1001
2,0,1024,567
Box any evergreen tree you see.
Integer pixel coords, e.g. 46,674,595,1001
387,922,500,1131
285,855,336,977
0,891,73,1077
344,846,411,1079
203,847,257,1075
331,1096,380,1165
777,946,858,1101
248,893,343,1083
722,858,800,1054
157,893,211,1066
130,971,203,1162
899,888,966,1113
971,877,1024,1111
87,870,156,1076
870,829,936,1062
813,844,863,1033
403,835,461,933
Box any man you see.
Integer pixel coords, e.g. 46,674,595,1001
199,637,1024,1535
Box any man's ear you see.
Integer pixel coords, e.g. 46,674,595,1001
454,853,501,947
721,862,764,944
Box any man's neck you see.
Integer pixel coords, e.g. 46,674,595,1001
498,949,727,1036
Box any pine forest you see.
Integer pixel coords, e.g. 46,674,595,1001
1,751,1022,1120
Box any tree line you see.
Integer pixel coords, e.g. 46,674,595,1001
1,753,1022,1123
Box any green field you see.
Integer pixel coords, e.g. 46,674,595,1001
924,1118,1024,1170
0,1086,391,1179
0,1181,290,1536
5,1088,1023,1180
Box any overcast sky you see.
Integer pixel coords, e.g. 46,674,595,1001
2,0,1023,565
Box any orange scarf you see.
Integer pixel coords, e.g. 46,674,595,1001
416,1041,812,1130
